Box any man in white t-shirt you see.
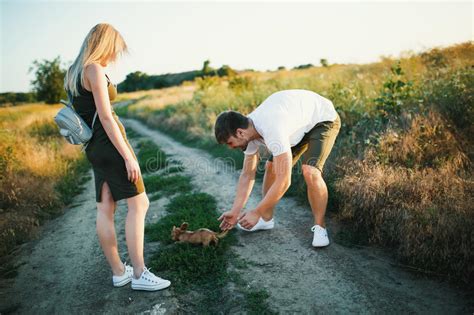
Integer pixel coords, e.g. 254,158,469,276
215,89,341,247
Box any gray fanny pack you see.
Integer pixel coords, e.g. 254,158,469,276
54,90,98,152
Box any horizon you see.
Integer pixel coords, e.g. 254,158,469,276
1,1,472,93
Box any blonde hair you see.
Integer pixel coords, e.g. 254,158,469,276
64,23,128,96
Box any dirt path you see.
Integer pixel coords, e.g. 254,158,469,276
123,118,471,314
1,117,470,314
0,171,179,314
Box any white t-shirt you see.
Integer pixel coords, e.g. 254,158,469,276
243,89,337,157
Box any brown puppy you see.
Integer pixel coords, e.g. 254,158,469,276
171,222,228,247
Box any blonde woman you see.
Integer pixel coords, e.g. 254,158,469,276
64,23,170,291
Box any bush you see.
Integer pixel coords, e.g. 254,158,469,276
423,66,473,135
0,111,90,257
0,92,37,106
335,110,473,281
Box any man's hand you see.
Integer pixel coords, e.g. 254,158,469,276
218,210,240,231
238,210,261,230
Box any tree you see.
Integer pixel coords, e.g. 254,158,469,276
29,56,66,104
293,63,314,70
118,71,151,91
201,59,216,77
320,59,329,67
216,65,236,77
202,60,211,74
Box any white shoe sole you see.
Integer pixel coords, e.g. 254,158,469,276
312,240,330,247
132,281,171,291
237,223,274,232
113,278,132,287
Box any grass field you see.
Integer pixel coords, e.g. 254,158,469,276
0,103,90,268
119,42,474,283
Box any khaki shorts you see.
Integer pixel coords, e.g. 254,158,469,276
269,113,341,172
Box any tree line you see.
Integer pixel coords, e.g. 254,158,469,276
1,57,330,106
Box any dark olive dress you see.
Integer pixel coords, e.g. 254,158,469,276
72,75,145,202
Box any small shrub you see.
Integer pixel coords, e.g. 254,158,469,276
375,61,415,120
228,76,252,92
27,119,61,141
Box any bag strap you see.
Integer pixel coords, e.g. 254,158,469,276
67,88,98,130
91,111,98,129
66,90,74,109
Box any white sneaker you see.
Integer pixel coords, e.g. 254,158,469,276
131,267,171,291
237,217,275,232
311,225,330,247
112,261,133,287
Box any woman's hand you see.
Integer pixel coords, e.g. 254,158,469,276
125,157,141,184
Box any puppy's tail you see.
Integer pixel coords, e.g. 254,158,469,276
216,230,229,239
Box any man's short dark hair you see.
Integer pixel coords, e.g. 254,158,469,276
214,110,250,144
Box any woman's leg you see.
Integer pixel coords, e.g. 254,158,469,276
96,181,124,276
125,191,149,279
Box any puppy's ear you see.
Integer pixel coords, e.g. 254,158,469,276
172,226,176,231
180,222,189,230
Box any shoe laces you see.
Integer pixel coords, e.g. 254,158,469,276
123,261,132,273
142,267,165,283
311,225,326,235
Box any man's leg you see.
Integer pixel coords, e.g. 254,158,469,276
262,142,307,221
302,114,341,229
302,165,327,227
261,160,276,221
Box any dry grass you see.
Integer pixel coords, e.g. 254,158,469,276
0,104,89,258
377,111,470,170
335,111,473,280
116,85,196,106
0,103,61,129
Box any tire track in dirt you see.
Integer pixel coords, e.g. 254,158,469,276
123,118,471,314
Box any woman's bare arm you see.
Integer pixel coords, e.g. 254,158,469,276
84,64,140,183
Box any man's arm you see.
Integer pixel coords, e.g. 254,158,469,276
218,153,258,230
231,153,258,212
253,151,292,216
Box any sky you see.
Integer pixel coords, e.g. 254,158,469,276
1,0,472,92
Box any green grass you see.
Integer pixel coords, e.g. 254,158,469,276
149,192,164,201
143,174,192,195
124,126,141,139
136,139,167,173
245,290,277,315
146,192,222,244
113,104,129,116
54,155,91,205
163,164,185,174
